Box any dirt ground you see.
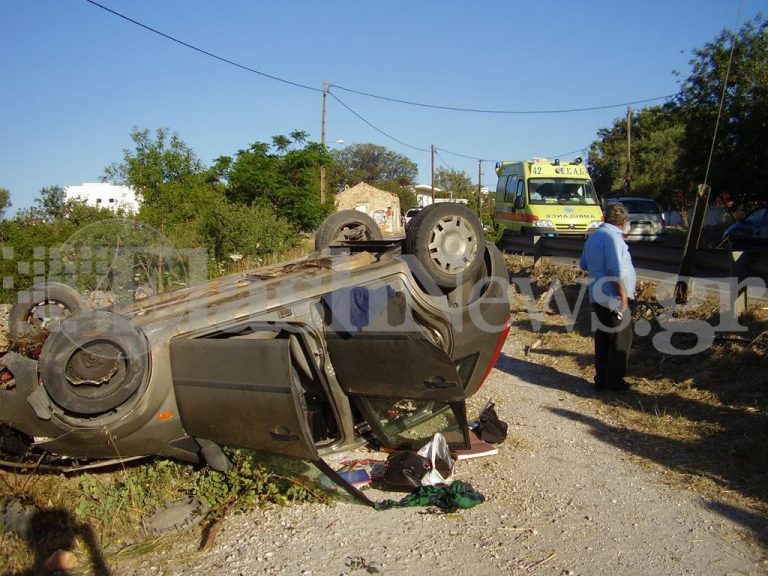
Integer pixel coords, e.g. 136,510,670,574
114,261,768,576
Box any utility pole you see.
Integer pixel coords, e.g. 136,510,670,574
477,160,483,218
625,106,632,195
431,144,435,203
320,81,329,205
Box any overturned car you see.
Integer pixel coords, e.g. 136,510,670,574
0,203,510,499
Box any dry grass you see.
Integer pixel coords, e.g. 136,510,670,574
505,255,768,519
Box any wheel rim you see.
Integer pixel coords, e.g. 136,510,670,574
40,311,148,416
26,300,74,330
334,223,375,243
427,215,478,273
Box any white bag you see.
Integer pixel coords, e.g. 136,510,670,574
417,433,455,486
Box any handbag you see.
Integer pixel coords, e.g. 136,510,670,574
476,401,508,444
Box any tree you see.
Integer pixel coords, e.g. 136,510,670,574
104,127,206,206
330,143,418,189
435,167,474,200
199,197,297,263
0,188,11,220
33,185,67,221
104,127,228,247
218,133,333,232
588,106,686,210
675,13,768,206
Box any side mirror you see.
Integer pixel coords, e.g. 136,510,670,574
514,197,524,210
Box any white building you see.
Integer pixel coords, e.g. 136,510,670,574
413,184,443,207
64,183,140,213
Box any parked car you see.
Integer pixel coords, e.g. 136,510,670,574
0,204,510,502
608,197,665,242
403,207,422,230
722,205,768,250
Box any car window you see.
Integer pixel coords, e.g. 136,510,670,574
621,199,660,214
354,397,465,449
744,208,767,224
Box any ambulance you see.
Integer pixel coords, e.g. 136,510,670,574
494,157,603,237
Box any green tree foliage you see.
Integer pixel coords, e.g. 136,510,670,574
104,127,205,205
329,143,419,213
32,185,67,221
373,179,418,212
199,197,296,263
330,143,418,189
217,133,332,232
435,167,474,200
0,188,115,301
675,13,768,206
0,188,11,220
104,128,298,268
588,106,686,210
588,14,767,213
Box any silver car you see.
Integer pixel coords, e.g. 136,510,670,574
609,197,665,242
0,204,509,502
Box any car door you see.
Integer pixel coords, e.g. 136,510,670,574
170,336,387,504
752,208,768,244
324,329,470,451
321,284,473,450
170,338,320,460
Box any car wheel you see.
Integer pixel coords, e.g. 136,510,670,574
405,203,485,288
9,282,87,340
39,311,149,415
314,210,383,250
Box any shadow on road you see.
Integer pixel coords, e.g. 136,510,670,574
494,352,768,546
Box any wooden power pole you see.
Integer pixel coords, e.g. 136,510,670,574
320,81,329,204
477,160,483,218
626,106,632,195
431,144,436,203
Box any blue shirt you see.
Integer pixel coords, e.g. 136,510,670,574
579,223,636,305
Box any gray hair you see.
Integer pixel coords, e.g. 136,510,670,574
605,202,628,225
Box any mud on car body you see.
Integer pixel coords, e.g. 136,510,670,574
0,204,510,501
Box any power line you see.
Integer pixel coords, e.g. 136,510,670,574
330,83,678,115
436,146,495,163
83,0,678,117
83,0,320,93
545,146,590,159
434,149,453,171
329,93,430,153
332,94,501,166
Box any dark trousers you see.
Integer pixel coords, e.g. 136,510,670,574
592,303,633,389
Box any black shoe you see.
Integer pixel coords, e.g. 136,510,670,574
603,380,630,391
594,378,605,391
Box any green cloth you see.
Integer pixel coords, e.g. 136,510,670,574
374,481,485,512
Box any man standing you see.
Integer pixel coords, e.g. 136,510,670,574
579,203,637,391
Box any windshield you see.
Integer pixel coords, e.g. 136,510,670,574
528,179,598,205
619,199,661,214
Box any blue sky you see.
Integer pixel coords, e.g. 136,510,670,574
2,0,765,212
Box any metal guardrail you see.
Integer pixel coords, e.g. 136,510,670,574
499,235,768,279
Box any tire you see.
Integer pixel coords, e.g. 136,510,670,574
39,311,149,415
314,210,383,250
404,203,485,288
9,282,87,340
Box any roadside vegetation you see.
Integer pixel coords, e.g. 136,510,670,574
506,257,768,519
0,448,330,573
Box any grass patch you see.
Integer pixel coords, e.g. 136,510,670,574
0,449,330,574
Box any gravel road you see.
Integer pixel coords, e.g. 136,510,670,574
122,334,768,576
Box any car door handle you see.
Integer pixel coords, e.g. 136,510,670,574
270,427,300,441
423,376,455,389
